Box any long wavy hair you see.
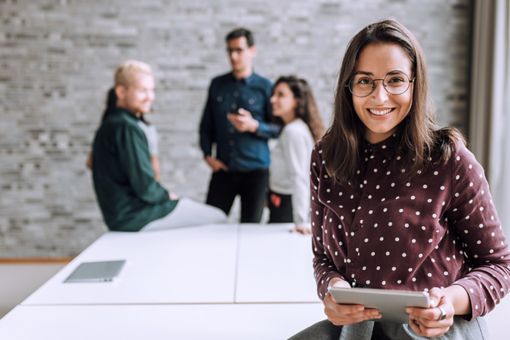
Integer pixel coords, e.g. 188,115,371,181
322,19,461,183
273,76,325,142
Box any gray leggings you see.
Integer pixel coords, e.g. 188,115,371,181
141,197,227,231
288,317,489,340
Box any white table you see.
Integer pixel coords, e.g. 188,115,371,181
23,223,319,306
0,303,324,340
23,224,239,305
236,223,317,303
3,223,323,339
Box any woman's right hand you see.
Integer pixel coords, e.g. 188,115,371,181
324,279,381,326
86,151,93,170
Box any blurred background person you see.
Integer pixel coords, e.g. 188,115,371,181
199,27,281,223
268,76,325,234
92,60,226,232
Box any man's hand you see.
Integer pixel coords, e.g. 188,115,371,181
227,108,259,133
205,156,228,172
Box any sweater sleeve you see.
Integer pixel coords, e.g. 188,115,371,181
281,125,312,224
446,142,510,319
117,123,169,204
310,145,345,299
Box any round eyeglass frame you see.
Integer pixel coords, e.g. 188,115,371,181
346,73,415,98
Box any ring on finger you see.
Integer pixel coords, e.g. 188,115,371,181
436,306,447,321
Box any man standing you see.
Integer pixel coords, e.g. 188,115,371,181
199,28,280,222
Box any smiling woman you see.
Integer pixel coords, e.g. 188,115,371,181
289,19,510,340
350,43,414,144
267,76,325,233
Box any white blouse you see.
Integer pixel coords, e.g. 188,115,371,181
137,121,159,156
269,119,314,224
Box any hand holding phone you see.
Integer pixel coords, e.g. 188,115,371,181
227,108,259,133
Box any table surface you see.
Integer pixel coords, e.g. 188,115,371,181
23,224,240,305
236,223,317,303
0,303,323,340
22,223,319,306
4,223,322,339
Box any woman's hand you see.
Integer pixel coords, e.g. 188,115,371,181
406,287,455,338
323,279,381,326
291,224,311,235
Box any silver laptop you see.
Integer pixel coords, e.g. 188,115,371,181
64,260,126,283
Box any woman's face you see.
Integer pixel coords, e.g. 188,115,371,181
352,43,414,144
271,82,297,123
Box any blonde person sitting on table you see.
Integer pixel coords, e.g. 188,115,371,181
289,19,510,340
268,76,325,234
90,60,226,232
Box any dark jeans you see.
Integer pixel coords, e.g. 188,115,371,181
268,190,293,223
206,169,268,223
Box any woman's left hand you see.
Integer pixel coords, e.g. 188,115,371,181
406,287,455,338
291,224,311,235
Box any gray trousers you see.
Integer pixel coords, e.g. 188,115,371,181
141,197,227,231
288,317,489,340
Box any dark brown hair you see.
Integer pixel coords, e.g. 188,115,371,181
274,76,325,142
322,19,461,183
226,27,254,46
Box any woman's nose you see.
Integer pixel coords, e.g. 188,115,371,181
370,80,389,101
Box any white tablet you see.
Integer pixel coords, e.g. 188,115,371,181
328,287,430,323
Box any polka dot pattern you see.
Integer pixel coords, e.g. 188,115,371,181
310,137,510,319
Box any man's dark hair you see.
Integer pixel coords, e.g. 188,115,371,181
226,27,254,46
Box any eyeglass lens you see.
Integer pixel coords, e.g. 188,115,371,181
349,72,412,97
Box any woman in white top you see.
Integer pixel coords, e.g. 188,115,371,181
269,76,325,233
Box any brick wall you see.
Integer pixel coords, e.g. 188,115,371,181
0,0,472,257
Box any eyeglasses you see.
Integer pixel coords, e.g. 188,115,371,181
347,72,415,97
226,47,248,55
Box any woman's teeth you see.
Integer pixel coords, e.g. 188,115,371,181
368,108,392,116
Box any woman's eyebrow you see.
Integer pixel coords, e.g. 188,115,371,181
353,71,373,76
354,69,407,76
